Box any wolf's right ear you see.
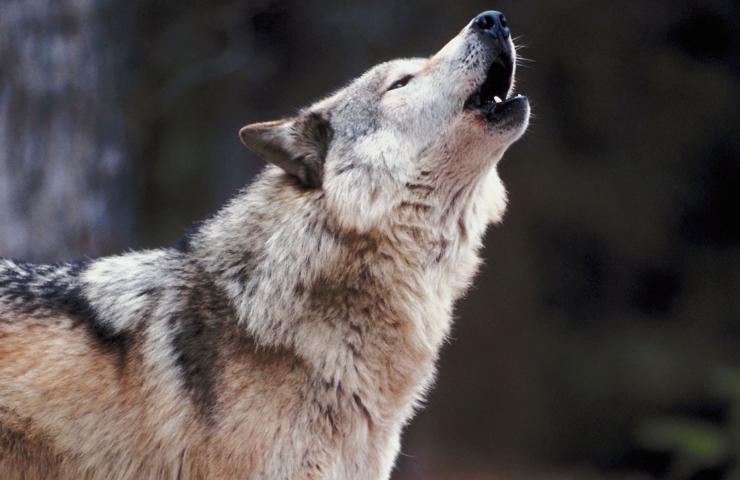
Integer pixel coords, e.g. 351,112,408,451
239,113,333,188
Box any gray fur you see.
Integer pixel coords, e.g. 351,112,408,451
0,17,529,480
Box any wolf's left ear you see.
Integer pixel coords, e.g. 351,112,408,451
239,112,333,188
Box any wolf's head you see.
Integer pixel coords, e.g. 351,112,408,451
240,11,529,233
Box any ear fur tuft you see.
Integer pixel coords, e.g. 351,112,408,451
239,113,333,188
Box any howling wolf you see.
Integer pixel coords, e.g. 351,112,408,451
0,10,529,480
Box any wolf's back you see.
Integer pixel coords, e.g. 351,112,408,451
0,256,157,479
0,259,89,316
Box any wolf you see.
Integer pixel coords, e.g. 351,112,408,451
0,10,529,480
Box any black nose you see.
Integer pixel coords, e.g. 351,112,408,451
472,11,510,39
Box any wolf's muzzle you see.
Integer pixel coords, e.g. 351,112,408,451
470,10,513,71
464,10,527,126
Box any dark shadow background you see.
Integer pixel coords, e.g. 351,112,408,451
2,1,740,478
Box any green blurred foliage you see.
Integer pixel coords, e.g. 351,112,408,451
637,368,740,479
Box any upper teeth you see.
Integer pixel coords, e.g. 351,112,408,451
494,96,502,104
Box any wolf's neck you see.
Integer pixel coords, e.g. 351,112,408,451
190,167,502,418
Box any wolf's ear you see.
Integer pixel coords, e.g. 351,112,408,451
239,112,333,188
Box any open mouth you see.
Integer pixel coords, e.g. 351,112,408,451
463,52,517,117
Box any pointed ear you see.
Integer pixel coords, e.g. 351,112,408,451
239,112,333,188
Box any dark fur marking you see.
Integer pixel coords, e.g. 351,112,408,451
223,250,259,296
335,164,358,175
326,408,339,436
405,182,434,194
441,186,467,224
347,342,361,357
435,238,450,263
312,377,342,436
169,271,233,421
0,259,130,364
398,201,433,215
458,216,468,241
353,393,374,427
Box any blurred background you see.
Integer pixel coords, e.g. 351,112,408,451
1,0,739,478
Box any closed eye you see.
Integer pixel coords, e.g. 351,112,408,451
386,74,414,92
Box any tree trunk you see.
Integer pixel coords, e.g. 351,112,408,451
0,0,133,262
